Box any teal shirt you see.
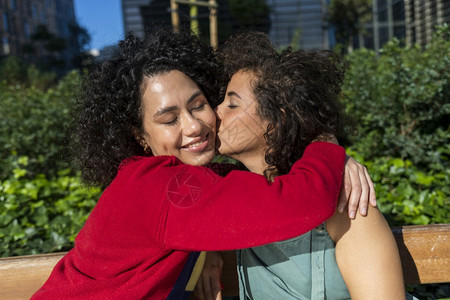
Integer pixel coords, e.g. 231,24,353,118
237,224,351,300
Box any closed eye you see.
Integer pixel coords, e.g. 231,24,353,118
164,117,178,125
192,103,206,111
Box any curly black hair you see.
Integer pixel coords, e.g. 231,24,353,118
73,27,222,187
219,31,346,179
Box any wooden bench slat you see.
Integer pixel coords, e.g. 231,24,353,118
393,224,450,284
0,224,448,299
0,252,66,300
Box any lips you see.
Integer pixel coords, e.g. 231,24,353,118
182,134,210,152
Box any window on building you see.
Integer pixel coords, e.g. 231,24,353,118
40,7,46,23
32,5,38,19
393,1,405,21
2,13,8,32
56,0,62,13
24,21,30,37
10,0,16,10
3,37,10,55
394,25,406,40
379,26,390,46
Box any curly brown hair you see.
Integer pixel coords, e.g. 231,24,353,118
73,28,222,187
219,31,346,179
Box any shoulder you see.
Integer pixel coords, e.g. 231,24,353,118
326,206,391,243
114,155,222,186
112,155,181,185
118,155,187,174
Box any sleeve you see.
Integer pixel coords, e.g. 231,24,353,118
129,142,345,251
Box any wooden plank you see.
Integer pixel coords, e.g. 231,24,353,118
392,224,450,284
0,252,66,300
0,224,448,299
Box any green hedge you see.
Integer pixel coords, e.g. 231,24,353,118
0,156,101,257
347,149,449,226
0,63,96,257
341,25,449,170
341,25,449,228
0,68,80,180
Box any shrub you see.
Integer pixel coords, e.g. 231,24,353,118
0,70,81,180
347,149,449,226
0,156,100,257
341,25,449,170
0,55,56,89
341,25,450,230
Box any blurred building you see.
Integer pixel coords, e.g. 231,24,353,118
121,0,270,44
266,0,332,49
357,0,407,51
121,0,149,38
348,0,450,51
404,0,450,46
121,0,322,48
121,0,450,51
0,0,76,70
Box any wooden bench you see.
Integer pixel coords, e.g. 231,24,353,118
1,224,449,299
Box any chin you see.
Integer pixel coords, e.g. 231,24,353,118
217,143,233,157
189,150,215,166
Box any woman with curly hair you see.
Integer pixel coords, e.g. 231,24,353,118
32,28,372,300
196,31,407,299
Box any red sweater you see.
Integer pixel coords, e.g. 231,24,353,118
32,142,345,299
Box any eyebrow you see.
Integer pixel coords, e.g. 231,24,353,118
227,91,242,99
153,90,203,119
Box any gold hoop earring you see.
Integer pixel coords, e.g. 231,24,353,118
143,144,151,154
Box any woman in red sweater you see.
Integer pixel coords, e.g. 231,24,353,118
33,28,371,299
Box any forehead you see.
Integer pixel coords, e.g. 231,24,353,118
143,70,198,95
141,70,201,110
227,71,256,100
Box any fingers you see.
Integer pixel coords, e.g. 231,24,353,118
338,168,351,213
210,276,222,300
356,167,369,216
195,252,224,300
195,277,205,300
342,156,372,219
346,177,361,219
194,273,222,300
202,274,213,299
364,166,377,207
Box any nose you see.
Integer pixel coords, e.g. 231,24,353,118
214,105,223,120
182,112,202,136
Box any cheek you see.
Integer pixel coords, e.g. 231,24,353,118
147,128,180,150
202,110,217,129
220,110,234,126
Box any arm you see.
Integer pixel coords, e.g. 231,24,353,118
326,206,406,300
161,142,345,250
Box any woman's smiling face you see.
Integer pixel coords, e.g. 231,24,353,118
138,70,216,166
215,70,269,162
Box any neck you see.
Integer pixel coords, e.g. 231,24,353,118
240,153,268,176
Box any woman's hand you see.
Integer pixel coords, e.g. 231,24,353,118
194,251,224,300
338,155,377,219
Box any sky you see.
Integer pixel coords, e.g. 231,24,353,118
73,0,124,51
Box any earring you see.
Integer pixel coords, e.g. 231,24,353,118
143,144,150,154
